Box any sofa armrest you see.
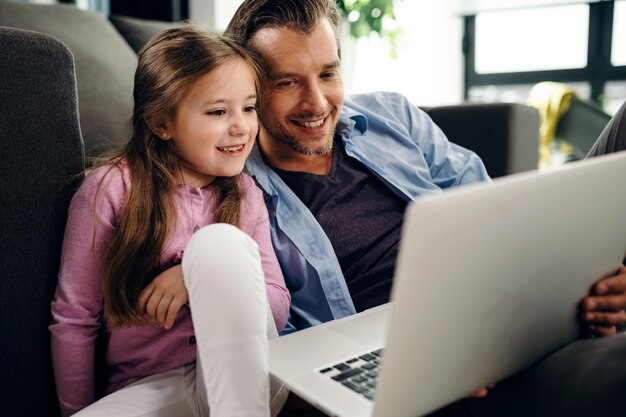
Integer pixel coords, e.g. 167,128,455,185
0,26,84,417
422,103,540,178
0,0,137,158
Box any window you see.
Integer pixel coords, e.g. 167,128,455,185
475,5,589,74
604,80,626,114
468,82,590,104
612,0,626,66
464,1,626,114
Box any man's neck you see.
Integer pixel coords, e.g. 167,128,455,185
258,137,333,176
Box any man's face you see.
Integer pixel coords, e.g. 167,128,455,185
252,18,344,160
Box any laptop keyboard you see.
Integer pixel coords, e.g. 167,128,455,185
318,348,384,401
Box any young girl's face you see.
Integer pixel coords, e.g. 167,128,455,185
166,57,258,187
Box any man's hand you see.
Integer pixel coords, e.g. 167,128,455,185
470,384,495,398
581,264,626,336
137,264,188,330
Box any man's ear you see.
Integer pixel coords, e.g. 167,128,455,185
145,114,171,140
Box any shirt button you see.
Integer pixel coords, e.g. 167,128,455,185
192,226,200,233
189,335,196,345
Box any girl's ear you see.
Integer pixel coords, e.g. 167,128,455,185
145,114,172,140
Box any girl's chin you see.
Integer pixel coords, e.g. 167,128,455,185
180,163,248,185
209,165,247,179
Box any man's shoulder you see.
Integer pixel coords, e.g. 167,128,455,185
343,91,429,131
344,91,420,121
345,91,410,109
244,148,272,187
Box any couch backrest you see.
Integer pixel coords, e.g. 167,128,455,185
109,14,177,54
423,103,540,178
0,26,84,417
0,0,137,158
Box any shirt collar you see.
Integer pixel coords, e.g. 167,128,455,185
337,102,368,138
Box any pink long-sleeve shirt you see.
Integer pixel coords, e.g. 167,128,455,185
49,163,290,417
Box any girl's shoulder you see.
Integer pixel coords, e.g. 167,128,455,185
78,159,130,201
239,172,264,202
239,172,268,219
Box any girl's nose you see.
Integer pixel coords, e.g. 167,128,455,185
229,115,251,137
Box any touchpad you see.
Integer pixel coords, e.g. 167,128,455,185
327,306,392,345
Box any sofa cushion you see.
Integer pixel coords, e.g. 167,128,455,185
0,0,137,157
109,14,177,53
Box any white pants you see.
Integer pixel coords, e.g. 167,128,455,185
74,224,288,417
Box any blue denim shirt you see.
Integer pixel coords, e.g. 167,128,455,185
246,92,491,334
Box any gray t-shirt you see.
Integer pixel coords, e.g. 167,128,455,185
273,140,408,311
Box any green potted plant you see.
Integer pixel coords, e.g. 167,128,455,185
336,0,401,57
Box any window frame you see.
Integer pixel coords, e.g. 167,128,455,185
463,1,626,103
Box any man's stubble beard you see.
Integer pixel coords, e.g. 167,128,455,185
258,111,335,156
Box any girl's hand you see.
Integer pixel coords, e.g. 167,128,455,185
137,264,188,330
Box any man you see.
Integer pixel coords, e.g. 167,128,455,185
226,0,489,335
224,0,626,415
588,100,626,158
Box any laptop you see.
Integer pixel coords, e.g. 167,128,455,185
268,152,626,417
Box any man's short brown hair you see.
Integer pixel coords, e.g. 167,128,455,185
225,0,341,52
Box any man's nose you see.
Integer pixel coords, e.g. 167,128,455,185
300,81,328,115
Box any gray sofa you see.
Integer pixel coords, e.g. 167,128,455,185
424,103,539,178
0,26,83,417
0,0,173,158
0,2,541,417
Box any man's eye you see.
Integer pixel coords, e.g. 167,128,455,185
321,71,336,79
276,80,295,88
207,109,225,116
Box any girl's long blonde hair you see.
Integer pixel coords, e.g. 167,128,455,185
95,25,263,328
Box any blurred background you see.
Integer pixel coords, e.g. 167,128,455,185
25,0,624,113
12,0,626,165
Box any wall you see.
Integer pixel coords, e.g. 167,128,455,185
347,1,464,107
188,0,239,31
190,0,465,108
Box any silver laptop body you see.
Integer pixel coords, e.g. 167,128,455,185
269,152,626,417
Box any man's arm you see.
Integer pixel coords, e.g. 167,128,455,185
587,100,626,157
584,102,626,335
404,95,491,187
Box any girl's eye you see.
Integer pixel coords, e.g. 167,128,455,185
244,105,257,113
207,109,225,116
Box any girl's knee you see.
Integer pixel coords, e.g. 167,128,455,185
186,223,255,257
182,223,263,288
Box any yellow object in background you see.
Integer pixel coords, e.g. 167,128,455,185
527,82,578,168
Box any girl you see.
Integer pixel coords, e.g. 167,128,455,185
49,25,290,417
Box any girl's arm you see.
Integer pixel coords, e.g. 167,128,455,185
49,166,125,417
135,176,291,332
